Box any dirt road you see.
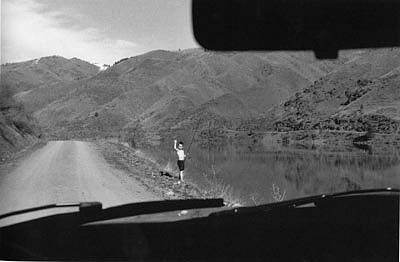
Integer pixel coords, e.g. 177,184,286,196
0,141,159,216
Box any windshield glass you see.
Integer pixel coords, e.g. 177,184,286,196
1,0,399,217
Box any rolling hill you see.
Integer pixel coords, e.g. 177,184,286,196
3,48,398,147
23,49,336,143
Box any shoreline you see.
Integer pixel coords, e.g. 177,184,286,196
176,129,400,153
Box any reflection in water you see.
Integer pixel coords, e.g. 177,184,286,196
142,143,400,206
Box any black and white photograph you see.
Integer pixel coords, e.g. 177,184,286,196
0,0,399,260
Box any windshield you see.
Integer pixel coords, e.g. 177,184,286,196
1,0,399,218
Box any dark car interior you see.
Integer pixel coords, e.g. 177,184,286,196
0,189,398,261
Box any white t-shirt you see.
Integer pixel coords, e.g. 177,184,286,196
176,149,185,160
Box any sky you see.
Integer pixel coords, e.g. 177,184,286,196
1,0,199,65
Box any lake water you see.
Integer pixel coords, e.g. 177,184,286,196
141,143,400,205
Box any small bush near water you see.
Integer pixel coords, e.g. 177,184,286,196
201,166,243,206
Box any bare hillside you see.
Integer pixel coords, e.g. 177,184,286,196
32,49,327,140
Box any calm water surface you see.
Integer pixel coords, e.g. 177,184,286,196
142,143,400,205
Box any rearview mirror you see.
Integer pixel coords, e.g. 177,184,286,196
192,0,400,59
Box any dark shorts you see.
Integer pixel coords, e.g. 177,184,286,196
177,160,185,171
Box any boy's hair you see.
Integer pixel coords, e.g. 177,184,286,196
178,141,184,146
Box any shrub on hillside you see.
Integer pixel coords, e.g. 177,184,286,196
114,57,129,65
342,87,371,106
356,79,372,87
127,134,136,148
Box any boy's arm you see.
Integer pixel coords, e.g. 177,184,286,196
174,140,178,150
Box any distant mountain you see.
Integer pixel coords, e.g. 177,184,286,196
2,56,99,92
2,56,100,113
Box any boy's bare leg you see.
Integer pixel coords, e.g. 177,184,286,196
180,171,184,182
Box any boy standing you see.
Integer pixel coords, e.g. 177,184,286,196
174,140,186,182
